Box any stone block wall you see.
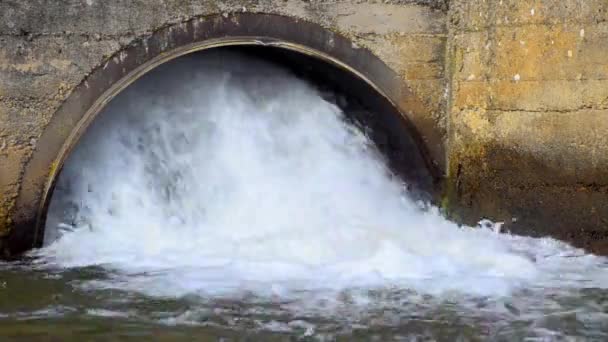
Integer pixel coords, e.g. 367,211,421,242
446,0,608,253
2,0,607,254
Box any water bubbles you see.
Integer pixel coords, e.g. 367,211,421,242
40,50,608,309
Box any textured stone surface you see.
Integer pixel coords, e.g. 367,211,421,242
446,0,608,254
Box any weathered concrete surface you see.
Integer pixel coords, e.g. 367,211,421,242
445,0,608,254
0,0,448,255
2,0,608,256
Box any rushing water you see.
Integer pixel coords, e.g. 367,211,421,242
2,51,608,340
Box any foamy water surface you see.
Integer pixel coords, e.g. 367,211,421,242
3,51,606,340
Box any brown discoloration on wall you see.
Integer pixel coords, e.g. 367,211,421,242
446,0,608,254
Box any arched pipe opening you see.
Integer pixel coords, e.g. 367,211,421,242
8,13,440,256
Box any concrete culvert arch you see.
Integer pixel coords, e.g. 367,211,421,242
6,13,439,256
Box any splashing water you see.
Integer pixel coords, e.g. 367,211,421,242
34,51,608,336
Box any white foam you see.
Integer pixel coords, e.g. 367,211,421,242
39,51,608,301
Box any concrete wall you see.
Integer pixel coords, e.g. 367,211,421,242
0,0,448,255
1,0,607,255
445,0,608,254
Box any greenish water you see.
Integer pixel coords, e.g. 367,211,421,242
2,259,608,341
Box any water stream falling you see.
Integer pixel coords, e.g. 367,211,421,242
15,50,608,339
